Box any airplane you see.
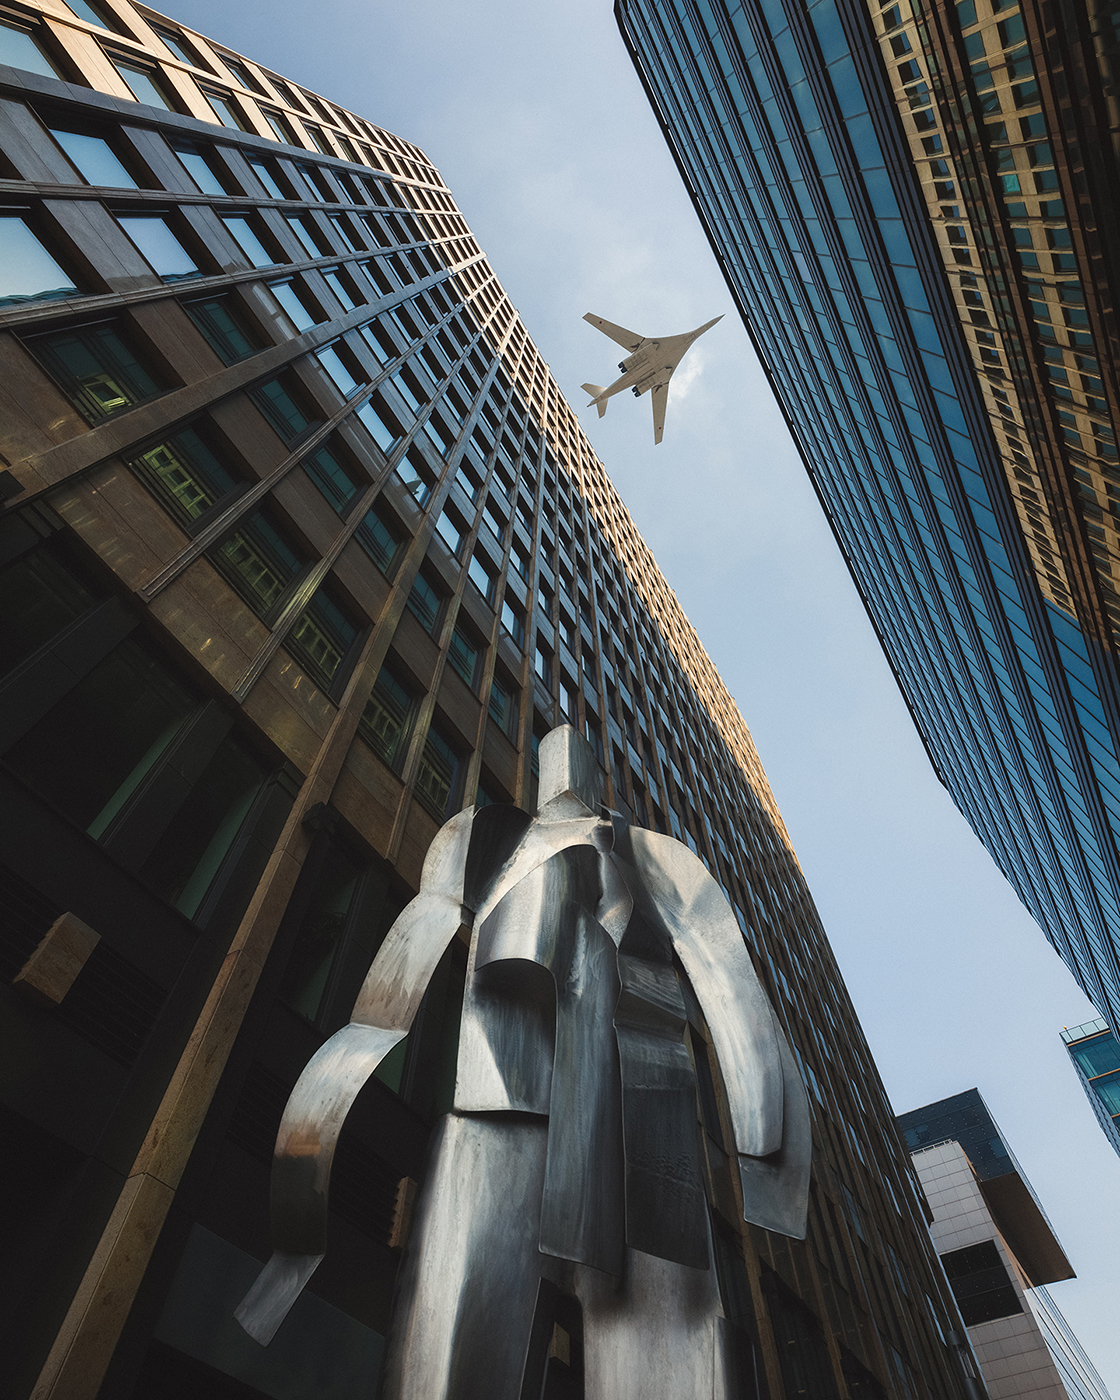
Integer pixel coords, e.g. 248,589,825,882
581,311,722,444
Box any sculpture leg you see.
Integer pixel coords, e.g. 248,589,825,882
380,1111,564,1400
576,1237,730,1400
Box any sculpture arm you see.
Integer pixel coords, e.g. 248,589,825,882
236,808,475,1343
625,828,810,1240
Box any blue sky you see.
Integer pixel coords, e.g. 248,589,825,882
168,0,1120,1381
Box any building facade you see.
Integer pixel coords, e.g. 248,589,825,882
615,0,1120,1032
899,1091,1111,1400
1061,1018,1120,1155
0,5,980,1400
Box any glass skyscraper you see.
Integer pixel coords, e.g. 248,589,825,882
0,5,978,1400
616,0,1120,1031
1062,1018,1120,1155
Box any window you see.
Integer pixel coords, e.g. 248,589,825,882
5,635,196,837
315,343,363,398
211,508,304,617
139,732,267,919
535,642,552,688
303,441,364,513
280,841,366,1022
29,320,166,421
0,216,79,307
172,144,226,196
118,215,200,282
183,295,262,364
415,725,462,820
0,543,101,678
359,665,413,767
47,128,140,195
221,215,277,269
559,675,576,721
287,584,358,691
354,395,402,455
468,553,496,603
356,504,404,575
394,448,434,507
222,55,265,94
250,158,286,200
268,279,318,333
204,89,251,130
0,20,62,80
250,375,316,443
113,60,174,110
940,1242,1022,1325
407,572,443,633
447,622,482,690
130,423,243,526
501,598,525,648
435,510,463,557
286,215,326,260
152,26,206,68
260,109,298,145
323,266,361,310
488,673,519,740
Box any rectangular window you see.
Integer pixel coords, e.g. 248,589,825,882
535,643,552,688
488,674,519,739
49,128,136,187
204,89,251,130
29,320,166,421
261,109,298,145
250,158,286,199
222,215,277,269
359,666,413,767
406,572,443,633
287,215,326,259
940,1242,1022,1325
323,267,360,310
118,215,200,281
303,441,363,513
183,294,263,364
250,375,316,442
211,509,303,616
468,553,496,602
172,144,226,196
0,19,61,79
316,343,362,397
354,395,402,455
153,26,204,68
268,278,318,333
287,585,358,691
394,447,434,507
415,725,462,820
501,598,525,648
130,423,242,526
447,622,482,690
435,510,463,556
356,504,404,575
0,215,79,307
114,60,174,110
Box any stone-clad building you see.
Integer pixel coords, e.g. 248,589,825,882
2,5,977,1398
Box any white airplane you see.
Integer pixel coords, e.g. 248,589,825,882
581,311,722,444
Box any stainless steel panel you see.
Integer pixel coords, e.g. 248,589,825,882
737,1025,812,1240
627,828,786,1160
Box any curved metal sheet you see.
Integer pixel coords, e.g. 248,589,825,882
351,892,464,1029
472,815,602,925
626,828,785,1160
737,1024,811,1241
237,1022,405,1342
463,803,533,913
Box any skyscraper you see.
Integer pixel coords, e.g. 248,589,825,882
616,0,1120,1031
899,1090,1112,1400
1,5,977,1400
1061,1019,1120,1156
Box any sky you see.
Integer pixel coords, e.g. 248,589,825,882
167,0,1120,1383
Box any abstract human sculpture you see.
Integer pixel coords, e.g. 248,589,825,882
237,725,811,1398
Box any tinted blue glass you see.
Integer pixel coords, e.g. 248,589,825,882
0,218,76,305
51,129,136,188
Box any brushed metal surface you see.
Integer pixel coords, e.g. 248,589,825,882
538,722,603,814
379,1112,566,1400
736,1024,812,1240
628,828,785,1160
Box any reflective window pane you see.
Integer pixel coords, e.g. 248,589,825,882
0,218,77,307
115,62,172,110
50,128,136,188
0,22,59,79
173,145,225,196
118,216,199,281
222,216,276,269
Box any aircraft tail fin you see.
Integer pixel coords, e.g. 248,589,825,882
582,385,609,418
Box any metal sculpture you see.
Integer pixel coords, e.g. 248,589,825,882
237,725,811,1398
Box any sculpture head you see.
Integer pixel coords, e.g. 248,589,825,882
538,724,603,819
